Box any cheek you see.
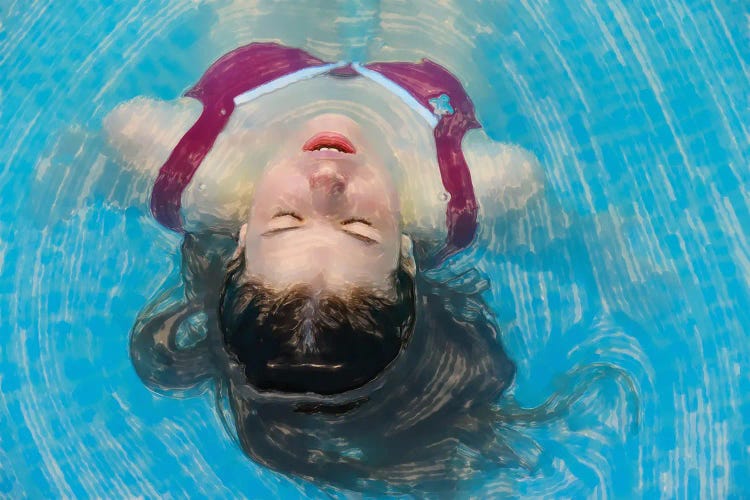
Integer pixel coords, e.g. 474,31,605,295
349,179,399,218
251,171,308,217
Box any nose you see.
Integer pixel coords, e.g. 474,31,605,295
309,165,347,214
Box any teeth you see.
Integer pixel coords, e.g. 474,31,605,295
317,147,341,152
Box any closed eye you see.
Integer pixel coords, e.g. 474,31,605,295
263,211,304,236
341,218,379,245
340,217,372,226
273,210,303,221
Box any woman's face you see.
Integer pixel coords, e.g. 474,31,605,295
240,114,402,294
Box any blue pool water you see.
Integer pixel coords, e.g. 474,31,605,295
1,1,749,497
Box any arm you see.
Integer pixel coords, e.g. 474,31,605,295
103,97,202,183
462,129,545,219
104,96,257,232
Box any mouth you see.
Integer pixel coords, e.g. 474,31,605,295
302,132,356,154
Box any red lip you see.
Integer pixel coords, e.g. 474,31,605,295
302,132,356,154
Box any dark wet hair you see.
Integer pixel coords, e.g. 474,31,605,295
219,251,415,394
129,231,638,495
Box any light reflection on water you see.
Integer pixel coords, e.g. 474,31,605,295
1,0,748,498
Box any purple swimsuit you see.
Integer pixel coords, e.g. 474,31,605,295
151,42,481,261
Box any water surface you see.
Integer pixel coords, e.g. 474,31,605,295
1,0,749,497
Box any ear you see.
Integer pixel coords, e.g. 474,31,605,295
103,96,202,179
462,129,545,217
232,223,247,259
400,233,416,277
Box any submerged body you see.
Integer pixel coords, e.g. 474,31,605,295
119,43,635,494
105,43,545,255
120,43,531,492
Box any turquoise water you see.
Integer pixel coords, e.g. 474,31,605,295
1,0,749,497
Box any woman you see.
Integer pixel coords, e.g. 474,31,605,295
105,43,545,262
113,43,619,494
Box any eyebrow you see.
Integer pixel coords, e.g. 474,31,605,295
261,226,302,237
341,229,378,245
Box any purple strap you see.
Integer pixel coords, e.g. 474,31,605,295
151,43,325,230
150,43,480,260
365,61,480,260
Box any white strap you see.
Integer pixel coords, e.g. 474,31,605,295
233,60,438,129
352,62,438,128
234,62,347,106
